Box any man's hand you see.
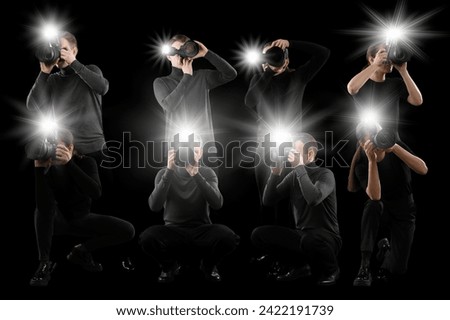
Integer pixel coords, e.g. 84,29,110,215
186,147,202,176
180,57,193,75
363,140,377,162
40,61,56,74
167,149,176,171
54,144,73,165
374,48,389,66
288,150,304,168
60,48,76,65
193,41,208,58
270,39,290,50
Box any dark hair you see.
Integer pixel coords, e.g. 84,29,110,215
363,42,386,69
169,34,190,45
60,31,78,48
292,132,318,158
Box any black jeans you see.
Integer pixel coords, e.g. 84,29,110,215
139,224,239,271
35,208,135,261
360,196,416,274
251,225,341,277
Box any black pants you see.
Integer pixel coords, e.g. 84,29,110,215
139,224,239,271
360,196,416,274
254,146,293,227
35,208,135,261
251,225,341,277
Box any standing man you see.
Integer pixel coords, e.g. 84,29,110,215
153,34,237,165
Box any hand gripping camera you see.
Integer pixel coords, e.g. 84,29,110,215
263,46,288,67
174,147,196,167
356,122,397,149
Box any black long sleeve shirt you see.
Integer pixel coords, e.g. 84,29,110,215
148,166,223,225
35,156,101,219
245,41,330,136
153,51,237,146
263,163,340,236
27,60,109,154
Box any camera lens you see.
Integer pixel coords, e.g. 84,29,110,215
35,43,60,64
387,44,411,65
175,147,196,167
263,47,286,67
25,138,57,160
179,40,199,58
373,129,396,149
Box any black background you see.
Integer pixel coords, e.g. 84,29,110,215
1,0,448,300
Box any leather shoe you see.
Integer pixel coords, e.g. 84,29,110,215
317,268,340,286
157,262,180,283
353,266,372,287
375,267,391,283
67,245,103,272
276,264,312,281
30,261,57,287
200,261,222,282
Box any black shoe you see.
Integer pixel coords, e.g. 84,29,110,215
353,266,372,287
266,260,286,279
376,238,390,263
67,245,103,272
157,262,180,284
200,261,222,283
121,257,136,271
30,261,57,287
317,268,340,286
375,268,391,283
276,265,312,282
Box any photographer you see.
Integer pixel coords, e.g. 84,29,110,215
244,39,330,226
348,123,427,286
139,139,239,283
347,42,423,140
153,34,237,158
28,128,135,287
251,133,341,286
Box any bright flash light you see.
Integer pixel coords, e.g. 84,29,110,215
271,128,292,145
245,49,261,65
41,23,59,41
385,26,406,43
161,44,172,55
39,116,58,135
360,109,379,126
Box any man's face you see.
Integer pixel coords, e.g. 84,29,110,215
358,135,386,162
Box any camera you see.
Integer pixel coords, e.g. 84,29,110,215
25,134,58,161
356,123,396,149
174,147,196,167
386,42,411,65
35,41,61,65
263,46,288,67
167,40,199,58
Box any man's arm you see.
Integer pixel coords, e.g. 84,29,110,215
26,72,51,112
394,63,423,106
244,70,275,109
203,50,237,89
295,166,335,206
70,62,109,96
193,169,223,210
289,40,330,82
262,169,291,206
391,143,428,175
153,76,193,113
348,146,362,192
148,169,174,212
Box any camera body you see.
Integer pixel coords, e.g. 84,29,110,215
25,133,58,161
168,40,199,58
356,122,396,150
174,147,196,167
35,41,61,65
263,46,288,67
386,42,411,65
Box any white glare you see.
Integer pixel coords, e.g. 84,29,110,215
39,117,58,135
245,49,261,65
360,109,379,126
386,26,406,44
161,44,171,55
42,24,59,41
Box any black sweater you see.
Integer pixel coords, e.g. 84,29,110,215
245,41,330,136
27,60,109,154
263,163,340,236
153,51,237,146
148,167,223,225
35,156,101,219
